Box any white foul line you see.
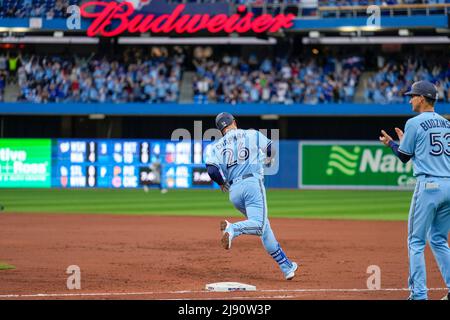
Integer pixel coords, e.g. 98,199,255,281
0,287,447,299
260,288,437,293
0,290,202,299
165,295,297,301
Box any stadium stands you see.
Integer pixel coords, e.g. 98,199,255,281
168,1,450,19
0,53,9,102
166,1,301,3
364,56,450,103
192,54,363,104
318,1,450,18
10,47,184,103
0,75,5,102
167,0,448,3
0,0,79,18
318,1,450,5
3,47,449,105
1,0,449,18
1,0,449,105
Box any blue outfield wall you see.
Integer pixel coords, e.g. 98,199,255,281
0,15,448,30
1,102,450,116
265,140,299,189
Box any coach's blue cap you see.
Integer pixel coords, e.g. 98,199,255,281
405,80,439,100
215,112,235,131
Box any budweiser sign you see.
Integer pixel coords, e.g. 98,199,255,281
80,1,295,37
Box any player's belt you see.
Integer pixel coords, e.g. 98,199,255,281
229,173,254,185
419,175,450,179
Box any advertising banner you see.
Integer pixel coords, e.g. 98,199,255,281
299,141,415,190
0,139,52,188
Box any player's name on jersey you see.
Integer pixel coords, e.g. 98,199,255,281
419,118,450,131
214,131,247,150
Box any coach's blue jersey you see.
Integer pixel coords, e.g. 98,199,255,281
205,129,271,182
399,112,450,177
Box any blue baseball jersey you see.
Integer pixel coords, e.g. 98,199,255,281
205,129,271,182
399,112,450,177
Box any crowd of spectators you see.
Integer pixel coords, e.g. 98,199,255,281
12,47,184,103
363,56,450,103
0,53,20,102
0,0,79,19
169,0,448,4
318,0,450,5
192,50,363,105
3,47,450,105
167,0,302,3
0,73,5,102
1,0,448,19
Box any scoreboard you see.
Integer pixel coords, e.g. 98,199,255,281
52,139,217,189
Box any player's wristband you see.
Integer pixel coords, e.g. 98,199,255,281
388,140,398,148
206,164,225,185
388,141,411,163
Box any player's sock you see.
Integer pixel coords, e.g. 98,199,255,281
270,245,294,274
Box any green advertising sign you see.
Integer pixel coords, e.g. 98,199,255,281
299,142,416,189
0,139,51,188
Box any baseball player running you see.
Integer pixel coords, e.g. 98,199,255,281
205,112,298,280
379,81,450,300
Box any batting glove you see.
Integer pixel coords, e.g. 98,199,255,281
220,182,230,193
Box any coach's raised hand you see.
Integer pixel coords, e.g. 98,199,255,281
379,129,393,146
394,127,404,141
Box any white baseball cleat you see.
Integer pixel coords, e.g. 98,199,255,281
220,220,232,250
220,220,229,232
285,262,298,280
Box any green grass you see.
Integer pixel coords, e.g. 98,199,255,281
0,263,15,270
0,188,412,221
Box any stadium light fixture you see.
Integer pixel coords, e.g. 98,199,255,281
338,27,358,32
10,28,30,33
118,37,277,45
361,26,381,32
436,28,450,34
398,29,410,36
338,26,381,33
261,115,279,120
302,36,450,45
308,31,320,38
0,36,99,44
0,27,30,33
89,114,106,120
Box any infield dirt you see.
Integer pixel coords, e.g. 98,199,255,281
0,214,447,300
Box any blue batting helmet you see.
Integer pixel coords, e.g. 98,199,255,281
215,112,235,131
